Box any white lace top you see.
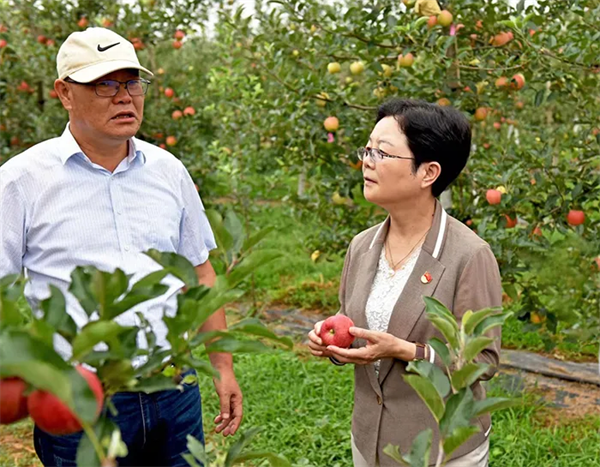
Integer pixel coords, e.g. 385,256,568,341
366,246,421,372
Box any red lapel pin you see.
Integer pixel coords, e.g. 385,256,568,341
421,272,432,284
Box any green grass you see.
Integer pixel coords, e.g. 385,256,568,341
196,351,600,467
3,349,599,467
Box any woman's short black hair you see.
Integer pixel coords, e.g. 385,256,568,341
376,98,471,197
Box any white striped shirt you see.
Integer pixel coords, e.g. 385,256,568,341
0,124,216,362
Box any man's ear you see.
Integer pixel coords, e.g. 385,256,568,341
421,161,442,189
54,79,73,111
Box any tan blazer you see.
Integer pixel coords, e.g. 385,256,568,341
339,199,502,466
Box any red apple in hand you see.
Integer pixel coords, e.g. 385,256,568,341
320,315,355,348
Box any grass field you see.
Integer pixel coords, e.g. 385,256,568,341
3,349,599,467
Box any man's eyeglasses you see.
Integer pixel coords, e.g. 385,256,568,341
357,147,414,163
64,77,151,97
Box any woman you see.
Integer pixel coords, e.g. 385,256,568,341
308,98,501,467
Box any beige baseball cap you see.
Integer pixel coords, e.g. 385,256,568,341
57,27,153,83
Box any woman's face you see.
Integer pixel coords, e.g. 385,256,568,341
363,116,431,208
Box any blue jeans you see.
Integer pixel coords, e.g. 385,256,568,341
34,371,204,467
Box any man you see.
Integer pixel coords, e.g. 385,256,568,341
0,27,242,466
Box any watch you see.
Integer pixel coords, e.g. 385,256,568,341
414,343,426,360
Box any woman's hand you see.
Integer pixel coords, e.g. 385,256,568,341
326,327,417,365
307,320,334,358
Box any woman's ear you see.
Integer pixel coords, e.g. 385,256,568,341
421,161,442,189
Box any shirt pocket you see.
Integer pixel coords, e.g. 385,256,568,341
140,202,183,252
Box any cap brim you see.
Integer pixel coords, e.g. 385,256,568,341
66,60,154,83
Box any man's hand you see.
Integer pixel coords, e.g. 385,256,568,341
326,327,416,365
213,369,243,437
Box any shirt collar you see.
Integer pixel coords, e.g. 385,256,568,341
58,123,146,166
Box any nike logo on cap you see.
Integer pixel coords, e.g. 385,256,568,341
97,42,120,52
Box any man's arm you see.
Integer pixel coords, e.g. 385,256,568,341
194,260,243,437
0,171,27,278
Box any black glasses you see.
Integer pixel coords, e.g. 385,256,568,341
357,147,414,163
65,77,151,97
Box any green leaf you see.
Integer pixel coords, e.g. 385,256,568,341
443,426,480,457
406,360,451,398
233,451,292,467
534,89,546,107
205,336,273,354
427,338,451,367
206,209,234,253
242,226,275,252
463,308,499,335
427,316,459,350
384,429,432,467
0,276,26,327
224,427,263,467
186,434,207,466
93,269,129,318
450,363,490,390
423,297,458,328
229,318,293,348
41,285,77,338
72,321,131,360
472,397,520,416
69,267,99,316
403,375,445,422
473,313,512,336
76,417,124,467
224,210,245,256
227,250,282,287
127,374,179,393
130,269,170,291
463,336,495,362
143,250,198,289
439,388,475,436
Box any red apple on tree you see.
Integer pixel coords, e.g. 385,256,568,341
320,315,355,348
28,366,103,435
172,110,183,120
510,73,526,90
437,10,453,27
183,106,196,116
0,39,7,48
77,17,88,29
174,30,185,40
0,378,29,424
323,116,339,132
567,210,585,226
486,189,502,205
504,214,517,228
172,40,182,49
474,107,488,121
164,87,175,98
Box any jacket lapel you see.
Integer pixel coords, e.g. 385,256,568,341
350,218,389,396
377,200,449,385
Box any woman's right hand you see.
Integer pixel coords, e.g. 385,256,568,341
307,320,331,358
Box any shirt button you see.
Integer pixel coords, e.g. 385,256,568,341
377,395,382,405
124,246,130,252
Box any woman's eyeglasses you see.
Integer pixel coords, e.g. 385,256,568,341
356,147,414,163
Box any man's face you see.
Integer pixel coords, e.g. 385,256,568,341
59,69,145,142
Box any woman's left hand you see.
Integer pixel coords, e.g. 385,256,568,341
327,327,416,365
